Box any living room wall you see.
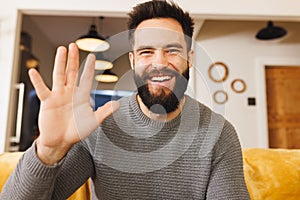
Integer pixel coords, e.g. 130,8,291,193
193,20,300,148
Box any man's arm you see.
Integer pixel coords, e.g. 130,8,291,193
1,43,119,199
206,120,250,200
1,141,94,200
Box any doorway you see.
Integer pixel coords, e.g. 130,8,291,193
265,65,300,149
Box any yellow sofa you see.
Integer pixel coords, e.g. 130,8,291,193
1,148,299,200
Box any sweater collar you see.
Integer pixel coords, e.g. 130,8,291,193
129,93,188,130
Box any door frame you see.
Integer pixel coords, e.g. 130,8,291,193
255,57,300,148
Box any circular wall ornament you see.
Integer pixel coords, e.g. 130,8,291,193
208,62,229,82
213,90,228,104
231,79,247,93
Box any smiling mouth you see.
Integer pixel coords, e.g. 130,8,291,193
150,75,172,82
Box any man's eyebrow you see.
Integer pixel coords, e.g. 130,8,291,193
134,46,155,52
165,43,184,49
135,43,183,51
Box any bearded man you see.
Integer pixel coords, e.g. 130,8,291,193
2,1,250,199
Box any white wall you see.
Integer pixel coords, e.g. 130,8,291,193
193,20,300,148
2,0,300,152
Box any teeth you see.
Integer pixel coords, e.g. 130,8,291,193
151,76,171,82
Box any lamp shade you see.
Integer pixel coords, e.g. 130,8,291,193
95,60,113,71
95,70,118,83
76,24,110,52
94,52,113,70
256,21,287,40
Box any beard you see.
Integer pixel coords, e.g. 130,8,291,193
134,66,189,114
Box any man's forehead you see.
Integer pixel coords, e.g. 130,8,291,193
133,28,186,49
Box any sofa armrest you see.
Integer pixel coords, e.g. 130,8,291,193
0,152,24,192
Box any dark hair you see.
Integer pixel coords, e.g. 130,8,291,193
128,0,194,50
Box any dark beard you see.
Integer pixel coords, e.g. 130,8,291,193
134,67,189,114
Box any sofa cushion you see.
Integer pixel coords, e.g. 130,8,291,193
243,148,300,200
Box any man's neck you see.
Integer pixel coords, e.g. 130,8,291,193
136,94,186,122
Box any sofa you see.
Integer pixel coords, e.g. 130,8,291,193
0,148,299,199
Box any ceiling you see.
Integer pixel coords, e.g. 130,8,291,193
24,15,129,48
21,14,134,90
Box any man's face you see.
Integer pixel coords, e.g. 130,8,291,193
129,18,193,114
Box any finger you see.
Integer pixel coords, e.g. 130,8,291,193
94,101,120,124
79,53,96,97
52,46,67,90
65,43,79,89
28,68,50,101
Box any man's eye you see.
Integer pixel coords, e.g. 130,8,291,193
139,50,153,55
167,48,180,54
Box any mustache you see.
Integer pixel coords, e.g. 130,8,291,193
142,67,180,80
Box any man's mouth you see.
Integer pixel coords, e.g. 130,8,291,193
142,68,178,89
150,75,172,82
147,74,175,91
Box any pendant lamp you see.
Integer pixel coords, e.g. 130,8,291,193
95,70,118,83
256,21,287,40
94,52,113,71
95,60,113,71
76,17,110,52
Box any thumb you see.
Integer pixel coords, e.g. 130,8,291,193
94,101,120,124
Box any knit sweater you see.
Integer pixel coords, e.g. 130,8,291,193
1,94,250,200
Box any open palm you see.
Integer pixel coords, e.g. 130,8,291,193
28,43,119,164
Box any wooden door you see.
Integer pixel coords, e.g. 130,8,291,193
265,66,300,149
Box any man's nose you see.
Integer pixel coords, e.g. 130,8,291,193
152,50,168,68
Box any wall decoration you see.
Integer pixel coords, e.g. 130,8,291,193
213,90,228,104
208,62,229,82
231,79,247,93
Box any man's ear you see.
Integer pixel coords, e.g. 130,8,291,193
129,52,134,70
188,50,194,68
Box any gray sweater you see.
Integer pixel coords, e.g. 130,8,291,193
1,94,250,200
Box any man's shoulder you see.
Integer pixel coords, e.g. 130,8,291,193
185,95,221,118
185,95,235,132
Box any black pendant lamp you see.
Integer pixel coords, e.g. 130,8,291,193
256,21,287,40
75,17,110,52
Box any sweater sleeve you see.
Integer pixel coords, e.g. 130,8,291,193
206,120,250,200
0,140,94,200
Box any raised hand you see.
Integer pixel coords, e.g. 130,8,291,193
28,43,119,165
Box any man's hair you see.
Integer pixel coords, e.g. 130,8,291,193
128,0,194,50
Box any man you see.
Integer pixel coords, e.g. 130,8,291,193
1,0,250,199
